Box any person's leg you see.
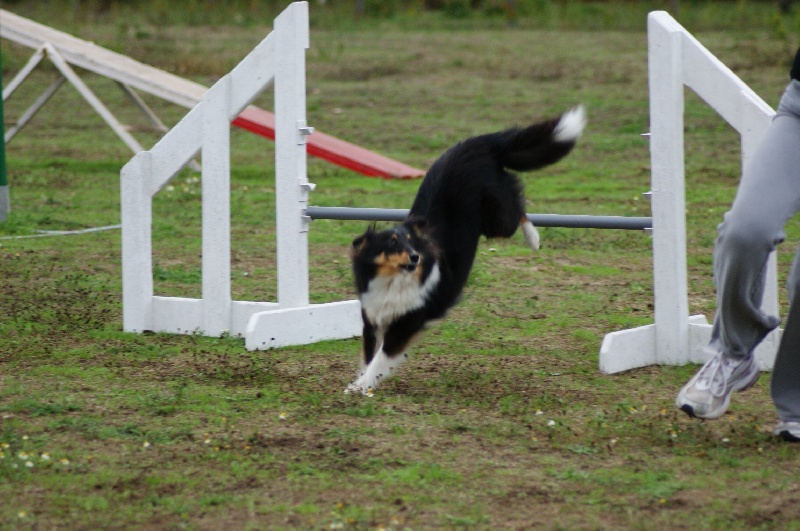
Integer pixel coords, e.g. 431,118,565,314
677,77,800,419
771,249,800,439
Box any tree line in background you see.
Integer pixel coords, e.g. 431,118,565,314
0,0,791,15
352,0,795,19
0,0,795,26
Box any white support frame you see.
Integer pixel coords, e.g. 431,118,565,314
4,31,198,173
3,43,147,153
121,2,362,348
599,11,779,374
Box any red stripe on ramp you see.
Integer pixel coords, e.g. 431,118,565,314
234,107,425,180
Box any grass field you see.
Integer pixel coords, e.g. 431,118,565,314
4,1,800,529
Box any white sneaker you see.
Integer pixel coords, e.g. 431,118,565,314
773,421,800,442
675,349,760,419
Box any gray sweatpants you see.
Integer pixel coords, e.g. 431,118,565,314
710,80,800,422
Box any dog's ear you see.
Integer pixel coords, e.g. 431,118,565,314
351,224,376,258
351,233,369,252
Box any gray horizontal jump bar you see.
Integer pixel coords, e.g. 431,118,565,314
304,207,652,231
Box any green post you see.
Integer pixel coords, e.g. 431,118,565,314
0,46,9,222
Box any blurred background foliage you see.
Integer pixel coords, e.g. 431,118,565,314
0,0,799,34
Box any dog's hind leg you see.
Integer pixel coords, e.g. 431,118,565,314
481,170,541,251
520,217,540,250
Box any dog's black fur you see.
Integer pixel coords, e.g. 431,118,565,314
346,107,586,394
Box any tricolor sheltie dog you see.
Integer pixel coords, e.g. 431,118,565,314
346,106,586,395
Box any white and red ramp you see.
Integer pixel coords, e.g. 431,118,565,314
0,7,424,179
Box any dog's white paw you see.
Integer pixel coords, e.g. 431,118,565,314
345,350,400,396
344,381,375,396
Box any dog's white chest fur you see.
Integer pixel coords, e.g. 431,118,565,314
360,264,440,329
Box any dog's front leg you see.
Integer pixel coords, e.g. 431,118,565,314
344,315,380,395
345,314,423,395
346,346,409,395
359,311,378,373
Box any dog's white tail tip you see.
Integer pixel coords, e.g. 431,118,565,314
521,220,540,251
554,104,587,143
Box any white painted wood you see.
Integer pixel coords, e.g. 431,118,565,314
151,297,204,335
599,324,656,374
600,316,714,374
43,43,145,154
688,322,713,363
600,11,779,373
0,8,207,108
147,106,203,194
228,35,277,115
2,7,422,180
118,80,205,174
681,35,773,133
201,75,233,336
1,36,174,158
739,90,775,148
274,1,311,308
121,151,154,333
755,258,781,370
230,302,280,336
149,298,281,337
117,82,169,133
2,45,46,99
648,13,689,367
4,76,65,143
685,316,779,371
245,300,362,350
0,10,208,159
120,2,361,348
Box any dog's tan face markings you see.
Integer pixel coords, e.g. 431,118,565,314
374,252,406,277
373,233,422,277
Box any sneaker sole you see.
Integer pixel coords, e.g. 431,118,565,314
773,422,800,442
679,404,700,418
677,363,760,420
777,430,800,442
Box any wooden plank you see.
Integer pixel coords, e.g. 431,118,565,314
0,8,425,179
234,108,425,179
0,9,205,107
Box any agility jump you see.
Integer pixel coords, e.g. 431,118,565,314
115,4,777,377
599,12,779,374
120,2,360,349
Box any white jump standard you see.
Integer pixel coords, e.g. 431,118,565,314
120,2,362,349
599,11,779,374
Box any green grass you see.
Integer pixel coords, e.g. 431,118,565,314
4,0,800,528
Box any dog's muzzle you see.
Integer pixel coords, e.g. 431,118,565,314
401,253,420,272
